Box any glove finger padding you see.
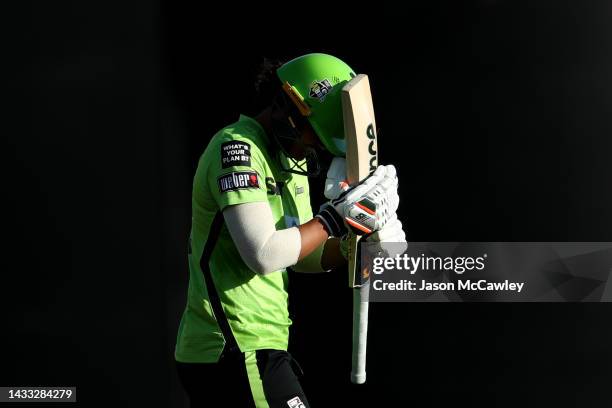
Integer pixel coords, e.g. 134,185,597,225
342,172,384,204
357,171,399,231
316,164,401,237
343,166,400,235
342,164,395,205
368,214,405,242
366,215,408,258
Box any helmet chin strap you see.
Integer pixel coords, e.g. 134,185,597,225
269,94,322,177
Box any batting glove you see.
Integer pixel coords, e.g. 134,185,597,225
365,213,408,258
324,157,349,200
316,164,399,237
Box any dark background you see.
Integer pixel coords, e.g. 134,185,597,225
4,1,612,407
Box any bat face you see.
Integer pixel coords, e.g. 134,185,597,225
342,74,378,288
343,74,378,184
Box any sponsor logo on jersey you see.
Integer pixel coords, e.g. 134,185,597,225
221,141,251,168
295,185,304,195
218,171,259,193
309,79,332,102
286,396,306,408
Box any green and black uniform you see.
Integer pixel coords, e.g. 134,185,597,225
175,115,313,408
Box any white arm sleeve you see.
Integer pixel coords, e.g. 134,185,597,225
223,201,301,275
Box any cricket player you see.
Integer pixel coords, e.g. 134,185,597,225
175,53,406,407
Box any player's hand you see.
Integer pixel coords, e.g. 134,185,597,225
316,165,399,237
365,213,408,258
324,157,349,200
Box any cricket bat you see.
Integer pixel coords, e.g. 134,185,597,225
342,74,378,385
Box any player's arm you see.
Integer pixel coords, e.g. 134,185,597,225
214,137,334,274
291,237,347,273
220,151,398,274
223,165,397,275
223,202,331,275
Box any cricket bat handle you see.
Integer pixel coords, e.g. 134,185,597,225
351,284,369,384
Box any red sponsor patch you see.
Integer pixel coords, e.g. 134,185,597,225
218,171,259,193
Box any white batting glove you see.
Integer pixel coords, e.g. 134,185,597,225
365,213,408,258
316,165,399,237
324,157,349,200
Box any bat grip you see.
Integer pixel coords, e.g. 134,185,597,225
351,282,369,384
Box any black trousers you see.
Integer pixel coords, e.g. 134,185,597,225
176,349,310,408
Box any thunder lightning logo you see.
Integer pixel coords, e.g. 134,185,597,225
309,79,332,102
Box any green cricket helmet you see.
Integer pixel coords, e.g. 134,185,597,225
276,53,355,157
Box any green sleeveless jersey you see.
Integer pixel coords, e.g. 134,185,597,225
175,115,313,363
